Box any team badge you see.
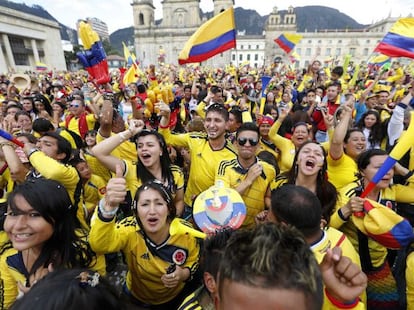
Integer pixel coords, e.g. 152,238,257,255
172,249,187,265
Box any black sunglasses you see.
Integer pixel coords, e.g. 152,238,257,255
237,137,259,146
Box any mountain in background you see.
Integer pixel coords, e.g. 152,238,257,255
1,0,366,53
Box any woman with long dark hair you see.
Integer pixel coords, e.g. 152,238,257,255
93,119,185,216
271,141,338,224
89,178,199,309
0,178,104,308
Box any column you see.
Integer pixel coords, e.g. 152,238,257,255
2,34,15,69
0,34,8,72
31,39,40,63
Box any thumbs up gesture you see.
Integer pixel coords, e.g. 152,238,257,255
104,164,127,210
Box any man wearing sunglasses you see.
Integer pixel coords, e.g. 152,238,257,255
216,122,276,229
60,91,99,140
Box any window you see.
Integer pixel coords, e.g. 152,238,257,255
240,45,244,49
256,45,259,49
9,35,29,66
296,48,301,55
139,13,144,25
328,40,332,44
338,40,342,44
318,40,322,43
335,48,341,56
239,54,243,61
349,48,356,56
308,40,312,44
232,54,236,61
325,47,331,56
254,54,258,61
247,54,251,60
363,48,369,56
305,48,311,56
248,45,251,49
366,39,370,43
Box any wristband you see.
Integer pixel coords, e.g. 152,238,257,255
27,147,39,158
158,123,170,129
98,199,118,217
324,288,359,309
402,170,414,181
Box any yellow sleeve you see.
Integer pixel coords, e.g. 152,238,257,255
0,249,23,309
89,211,135,254
394,184,414,204
158,128,191,149
196,101,206,119
329,186,351,229
407,252,414,310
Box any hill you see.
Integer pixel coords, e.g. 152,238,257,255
0,0,366,52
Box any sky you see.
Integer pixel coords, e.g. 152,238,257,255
14,0,414,33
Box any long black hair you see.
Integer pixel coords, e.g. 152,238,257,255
6,179,96,276
285,141,338,223
135,130,176,193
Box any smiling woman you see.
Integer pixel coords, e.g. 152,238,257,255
0,178,105,309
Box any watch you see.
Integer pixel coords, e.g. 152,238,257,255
27,147,39,157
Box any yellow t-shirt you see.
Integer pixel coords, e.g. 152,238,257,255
159,129,237,206
89,214,200,305
216,158,275,229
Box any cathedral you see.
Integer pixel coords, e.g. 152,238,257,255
131,0,235,67
131,0,400,69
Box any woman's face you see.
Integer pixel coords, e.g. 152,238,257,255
296,143,325,177
34,101,45,111
85,133,97,147
137,188,169,235
344,131,366,159
291,125,310,148
364,114,378,129
137,135,162,168
4,195,53,252
361,155,393,189
270,108,278,120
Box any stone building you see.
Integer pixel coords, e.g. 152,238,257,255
0,5,66,73
131,1,403,69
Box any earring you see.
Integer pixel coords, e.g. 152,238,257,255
160,153,162,156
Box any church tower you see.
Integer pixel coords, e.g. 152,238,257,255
161,0,201,28
131,0,155,29
265,6,297,64
213,0,234,16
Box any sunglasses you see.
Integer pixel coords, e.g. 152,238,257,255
237,137,259,146
70,103,80,108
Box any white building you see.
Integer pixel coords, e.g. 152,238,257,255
86,17,110,42
131,1,405,69
0,5,66,73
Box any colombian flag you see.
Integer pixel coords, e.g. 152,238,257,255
35,61,47,71
374,18,414,59
274,33,303,54
178,7,236,65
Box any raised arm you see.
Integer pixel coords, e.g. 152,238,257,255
92,119,144,173
329,97,354,160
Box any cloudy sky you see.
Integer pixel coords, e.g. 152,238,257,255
14,0,414,33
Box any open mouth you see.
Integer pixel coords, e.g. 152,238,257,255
305,160,315,168
141,153,151,159
147,218,158,225
13,233,32,240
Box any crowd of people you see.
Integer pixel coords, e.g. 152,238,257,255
0,56,413,309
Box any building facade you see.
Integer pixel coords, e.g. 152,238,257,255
86,17,110,42
132,1,404,69
131,0,234,67
0,5,66,73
